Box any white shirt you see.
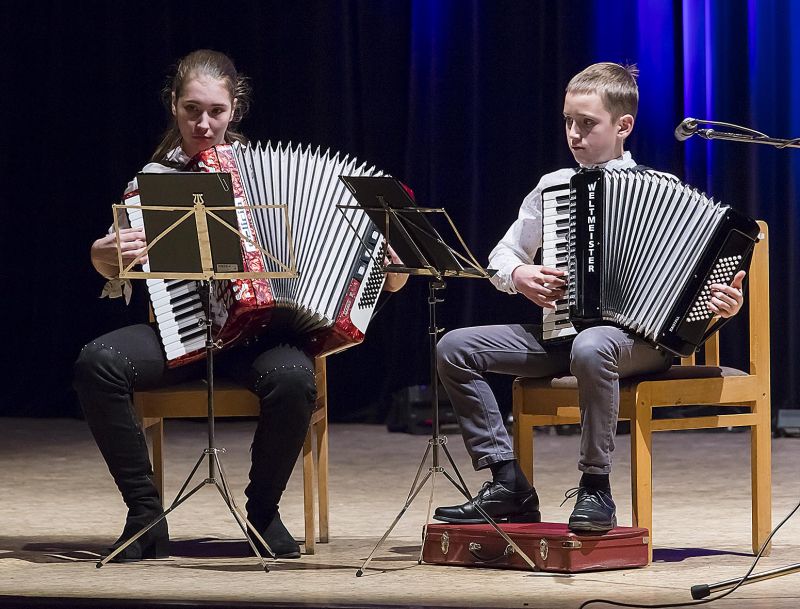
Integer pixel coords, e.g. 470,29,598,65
100,147,191,302
489,151,637,294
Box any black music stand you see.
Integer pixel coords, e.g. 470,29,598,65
337,175,539,574
99,172,296,571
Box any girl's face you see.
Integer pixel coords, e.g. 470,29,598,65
172,77,235,158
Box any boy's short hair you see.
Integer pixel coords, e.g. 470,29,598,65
566,62,639,120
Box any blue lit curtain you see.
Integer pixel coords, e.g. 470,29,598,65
679,0,800,411
404,0,800,413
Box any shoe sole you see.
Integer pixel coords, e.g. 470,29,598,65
275,551,301,559
568,516,617,533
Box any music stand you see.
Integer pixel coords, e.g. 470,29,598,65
337,176,539,574
97,172,297,571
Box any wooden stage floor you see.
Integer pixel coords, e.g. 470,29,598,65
1,418,799,608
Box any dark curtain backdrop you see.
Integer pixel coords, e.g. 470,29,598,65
1,0,797,422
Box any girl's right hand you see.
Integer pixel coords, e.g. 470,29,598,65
91,227,148,276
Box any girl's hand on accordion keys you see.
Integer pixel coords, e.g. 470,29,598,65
708,270,746,318
511,264,566,309
91,228,149,278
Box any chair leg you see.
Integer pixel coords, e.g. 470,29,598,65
630,403,653,563
751,397,772,556
518,417,535,486
316,412,329,543
513,386,535,485
302,425,316,555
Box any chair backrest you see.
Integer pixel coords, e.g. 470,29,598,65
679,220,769,382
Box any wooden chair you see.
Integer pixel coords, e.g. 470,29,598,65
513,221,771,560
133,356,329,554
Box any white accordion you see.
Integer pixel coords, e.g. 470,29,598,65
124,142,387,367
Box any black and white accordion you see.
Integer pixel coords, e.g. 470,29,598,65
123,142,387,367
541,168,760,357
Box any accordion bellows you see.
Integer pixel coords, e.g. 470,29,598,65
127,141,387,367
542,168,760,357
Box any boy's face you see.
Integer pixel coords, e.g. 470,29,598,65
563,92,633,167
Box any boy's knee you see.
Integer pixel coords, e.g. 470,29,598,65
570,329,617,377
437,329,471,372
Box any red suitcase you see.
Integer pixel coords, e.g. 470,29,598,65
422,522,650,572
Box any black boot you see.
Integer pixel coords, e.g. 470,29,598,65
249,509,301,559
242,345,317,558
105,496,170,561
74,340,169,561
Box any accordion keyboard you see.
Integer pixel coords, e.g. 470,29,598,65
541,185,578,342
125,202,208,360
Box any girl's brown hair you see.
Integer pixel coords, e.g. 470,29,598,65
151,49,251,163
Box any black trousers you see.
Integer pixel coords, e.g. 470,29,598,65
74,323,317,526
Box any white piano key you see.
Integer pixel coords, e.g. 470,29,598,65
166,336,207,360
151,283,198,308
153,293,200,316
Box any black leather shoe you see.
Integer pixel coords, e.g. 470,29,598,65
566,487,617,532
433,481,541,524
249,511,301,559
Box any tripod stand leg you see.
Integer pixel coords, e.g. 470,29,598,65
440,439,472,497
212,452,273,570
212,482,270,571
356,469,434,576
168,450,207,509
404,442,432,503
418,467,438,565
97,479,207,568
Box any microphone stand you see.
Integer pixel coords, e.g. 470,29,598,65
677,120,800,600
692,563,800,599
677,117,800,149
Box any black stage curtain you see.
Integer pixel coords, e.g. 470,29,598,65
0,1,793,422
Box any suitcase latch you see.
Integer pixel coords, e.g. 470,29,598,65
539,538,549,560
562,540,583,549
441,531,450,555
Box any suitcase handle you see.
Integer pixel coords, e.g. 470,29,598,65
467,541,515,564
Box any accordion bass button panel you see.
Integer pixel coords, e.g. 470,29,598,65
357,234,386,311
351,233,387,331
541,185,578,342
685,255,741,323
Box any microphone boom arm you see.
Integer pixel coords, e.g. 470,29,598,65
677,117,800,149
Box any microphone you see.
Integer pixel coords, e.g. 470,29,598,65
675,118,699,141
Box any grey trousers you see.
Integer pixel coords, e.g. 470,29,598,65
436,324,672,475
